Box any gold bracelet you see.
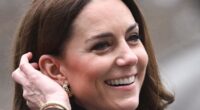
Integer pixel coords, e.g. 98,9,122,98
40,101,68,110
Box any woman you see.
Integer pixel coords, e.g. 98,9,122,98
12,0,174,110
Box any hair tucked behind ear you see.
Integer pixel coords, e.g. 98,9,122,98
13,0,174,110
122,0,174,110
12,0,90,110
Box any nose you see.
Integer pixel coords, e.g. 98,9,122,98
115,43,138,67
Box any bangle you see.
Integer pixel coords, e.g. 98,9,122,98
40,101,68,110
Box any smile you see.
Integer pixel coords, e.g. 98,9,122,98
105,76,136,86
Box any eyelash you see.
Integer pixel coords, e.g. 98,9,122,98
90,35,141,52
91,41,111,51
126,34,141,43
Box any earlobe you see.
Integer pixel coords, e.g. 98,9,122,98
39,55,66,84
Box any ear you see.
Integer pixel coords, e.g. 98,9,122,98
39,55,66,85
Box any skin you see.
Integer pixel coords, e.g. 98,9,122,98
12,0,149,110
12,53,71,110
59,0,149,110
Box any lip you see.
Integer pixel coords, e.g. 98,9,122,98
104,73,137,84
105,73,137,81
104,75,137,91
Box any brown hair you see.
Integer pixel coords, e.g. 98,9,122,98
13,0,174,110
123,0,174,109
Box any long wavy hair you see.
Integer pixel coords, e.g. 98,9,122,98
12,0,174,110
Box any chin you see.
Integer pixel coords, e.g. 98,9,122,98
123,101,139,110
114,97,139,110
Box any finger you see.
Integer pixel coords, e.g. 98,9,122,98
19,53,42,79
12,68,29,86
20,52,32,65
31,62,39,69
19,59,45,80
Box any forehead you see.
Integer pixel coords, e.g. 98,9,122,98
73,0,135,27
68,0,138,42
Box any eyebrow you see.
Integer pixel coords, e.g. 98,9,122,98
126,23,138,34
85,32,114,43
85,23,138,43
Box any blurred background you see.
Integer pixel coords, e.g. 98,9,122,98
0,0,199,110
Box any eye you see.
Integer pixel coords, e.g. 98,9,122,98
126,34,140,43
91,41,111,51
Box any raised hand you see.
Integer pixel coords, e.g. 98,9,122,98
12,52,71,110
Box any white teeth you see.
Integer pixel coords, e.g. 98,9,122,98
106,76,135,86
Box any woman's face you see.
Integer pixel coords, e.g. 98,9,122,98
60,0,148,110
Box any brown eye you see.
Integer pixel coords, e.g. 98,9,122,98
126,35,140,42
91,41,111,51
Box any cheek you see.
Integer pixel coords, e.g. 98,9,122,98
64,54,112,90
66,56,107,80
64,56,97,97
64,54,112,104
137,47,149,70
136,47,148,86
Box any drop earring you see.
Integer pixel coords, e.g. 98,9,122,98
62,81,73,97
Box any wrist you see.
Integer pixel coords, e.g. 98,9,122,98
40,101,70,110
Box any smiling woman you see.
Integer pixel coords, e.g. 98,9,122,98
59,1,148,109
11,0,174,110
